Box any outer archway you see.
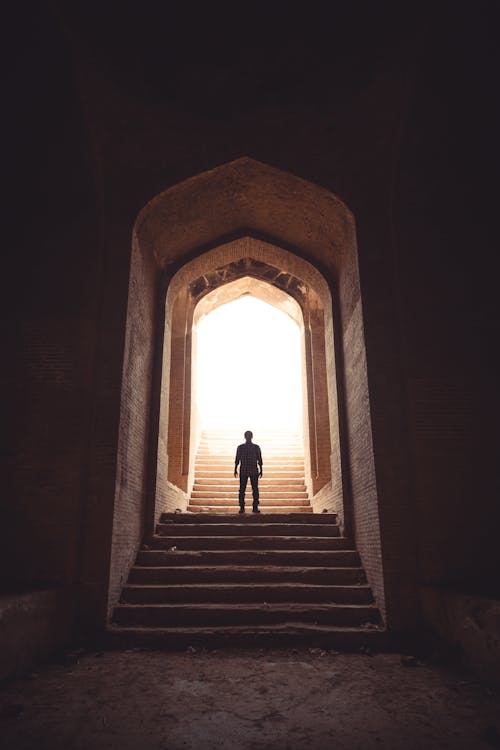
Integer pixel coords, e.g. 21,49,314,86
111,158,385,621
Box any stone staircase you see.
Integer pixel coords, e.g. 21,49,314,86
187,430,312,513
111,432,384,648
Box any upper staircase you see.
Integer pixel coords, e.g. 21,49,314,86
188,430,312,513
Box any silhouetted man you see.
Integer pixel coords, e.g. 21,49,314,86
234,430,263,513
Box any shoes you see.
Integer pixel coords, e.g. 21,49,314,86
252,508,260,513
239,508,245,514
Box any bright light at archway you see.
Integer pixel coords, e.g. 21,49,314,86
195,296,303,432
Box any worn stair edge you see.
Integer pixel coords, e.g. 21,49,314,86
113,602,381,627
136,550,361,567
105,623,387,651
191,493,309,499
155,523,341,537
128,565,367,585
193,482,305,489
147,536,349,551
186,507,313,513
189,500,310,505
120,583,374,604
160,513,337,524
194,472,306,478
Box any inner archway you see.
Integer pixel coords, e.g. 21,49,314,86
160,239,340,518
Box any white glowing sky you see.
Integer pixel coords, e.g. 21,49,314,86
195,296,303,432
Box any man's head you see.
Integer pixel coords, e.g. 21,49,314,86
244,430,253,442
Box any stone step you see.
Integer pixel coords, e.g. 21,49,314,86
197,464,305,469
186,506,313,513
148,535,349,550
160,513,337,524
199,439,303,444
198,444,304,450
106,623,386,650
194,491,309,497
189,497,309,506
198,447,303,452
113,602,380,628
194,476,305,487
198,453,304,458
196,456,305,462
199,444,304,449
129,565,366,585
200,432,303,437
136,549,360,567
198,439,304,445
200,440,303,444
193,483,307,489
195,466,305,472
191,491,309,499
196,457,305,463
193,490,307,497
193,482,305,490
120,583,374,605
199,457,304,461
155,522,340,536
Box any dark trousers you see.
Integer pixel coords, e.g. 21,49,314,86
239,473,259,509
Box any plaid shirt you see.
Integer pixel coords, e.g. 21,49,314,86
235,442,263,475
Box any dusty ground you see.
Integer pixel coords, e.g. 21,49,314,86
0,648,499,750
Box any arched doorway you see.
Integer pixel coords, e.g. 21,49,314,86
159,238,341,520
110,158,385,622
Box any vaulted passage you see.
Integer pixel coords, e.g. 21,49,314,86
111,158,389,634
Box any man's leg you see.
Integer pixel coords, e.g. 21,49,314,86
239,474,248,511
250,474,260,512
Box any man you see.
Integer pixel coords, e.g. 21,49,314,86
234,430,263,513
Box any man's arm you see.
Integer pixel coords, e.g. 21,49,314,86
234,446,240,478
257,445,263,478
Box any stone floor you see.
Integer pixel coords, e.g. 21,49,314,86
0,648,499,750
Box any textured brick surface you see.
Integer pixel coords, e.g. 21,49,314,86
108,237,159,615
343,300,385,619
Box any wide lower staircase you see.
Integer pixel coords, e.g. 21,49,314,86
188,430,312,513
111,432,384,648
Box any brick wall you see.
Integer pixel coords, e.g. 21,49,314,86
342,299,385,620
1,2,102,641
108,237,159,614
